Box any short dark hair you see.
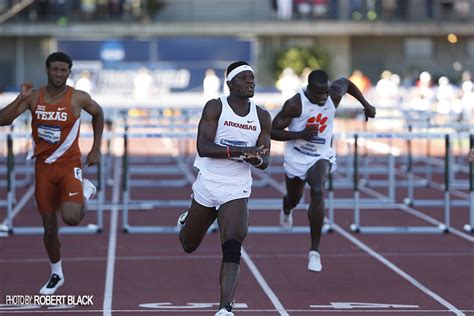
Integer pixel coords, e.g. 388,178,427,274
226,61,249,78
308,70,329,85
46,52,73,70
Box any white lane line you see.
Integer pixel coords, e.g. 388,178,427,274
332,223,465,316
0,309,472,313
103,156,121,316
241,247,289,316
360,185,474,243
262,170,466,316
1,250,472,263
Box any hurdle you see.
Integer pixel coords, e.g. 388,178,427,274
119,125,335,234
0,131,34,210
349,131,458,234
403,133,470,208
1,132,106,235
463,135,474,233
121,129,197,233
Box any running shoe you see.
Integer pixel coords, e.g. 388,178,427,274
279,209,293,231
177,211,188,230
39,273,64,295
308,250,322,272
215,302,234,316
82,179,97,200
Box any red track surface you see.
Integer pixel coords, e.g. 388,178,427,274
1,155,473,316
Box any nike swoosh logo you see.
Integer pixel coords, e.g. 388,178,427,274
247,121,254,124
68,192,79,196
243,190,248,193
58,107,66,111
323,108,329,110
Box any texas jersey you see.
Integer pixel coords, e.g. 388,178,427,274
29,86,81,164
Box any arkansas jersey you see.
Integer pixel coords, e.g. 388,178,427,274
28,86,81,164
194,96,261,186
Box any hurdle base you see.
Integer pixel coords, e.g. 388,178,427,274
11,225,102,235
349,225,447,234
122,224,333,234
463,224,474,233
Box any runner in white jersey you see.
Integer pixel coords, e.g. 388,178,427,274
177,61,271,316
271,69,376,272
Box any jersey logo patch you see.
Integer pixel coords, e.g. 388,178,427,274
306,113,328,133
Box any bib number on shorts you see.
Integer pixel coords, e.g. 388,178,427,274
74,167,82,181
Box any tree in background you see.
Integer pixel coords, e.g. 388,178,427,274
273,45,330,81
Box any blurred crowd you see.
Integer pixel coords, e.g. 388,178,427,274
1,0,149,22
1,0,472,23
275,67,474,124
64,65,473,126
273,0,473,21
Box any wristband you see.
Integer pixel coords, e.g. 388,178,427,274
254,156,263,167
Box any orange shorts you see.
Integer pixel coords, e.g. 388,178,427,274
35,159,84,214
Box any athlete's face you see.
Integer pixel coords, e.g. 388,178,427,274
46,61,71,88
228,70,255,98
307,81,330,106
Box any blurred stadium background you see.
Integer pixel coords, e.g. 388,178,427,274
1,2,473,315
0,0,473,123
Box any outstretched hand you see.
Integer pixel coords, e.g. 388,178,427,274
20,82,34,99
363,104,376,121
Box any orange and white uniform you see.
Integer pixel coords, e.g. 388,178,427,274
29,86,84,214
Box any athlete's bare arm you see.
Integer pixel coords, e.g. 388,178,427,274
244,106,271,170
75,90,104,166
330,78,376,120
271,95,318,142
0,82,35,126
197,99,266,159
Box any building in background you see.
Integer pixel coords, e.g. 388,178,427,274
0,0,473,92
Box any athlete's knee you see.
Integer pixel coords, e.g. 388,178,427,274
310,186,324,202
61,212,81,226
61,204,84,226
43,223,58,238
181,239,198,254
222,239,242,265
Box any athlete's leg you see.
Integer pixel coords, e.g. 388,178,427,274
179,198,217,253
40,212,61,263
216,198,248,310
35,164,61,263
305,159,330,251
39,210,65,294
282,174,306,214
59,167,93,226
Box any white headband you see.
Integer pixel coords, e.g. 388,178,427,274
226,65,254,81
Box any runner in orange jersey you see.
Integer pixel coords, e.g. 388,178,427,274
0,52,104,294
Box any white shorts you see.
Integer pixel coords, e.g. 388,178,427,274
284,148,337,180
192,173,252,210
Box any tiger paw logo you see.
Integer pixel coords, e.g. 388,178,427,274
306,113,328,133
